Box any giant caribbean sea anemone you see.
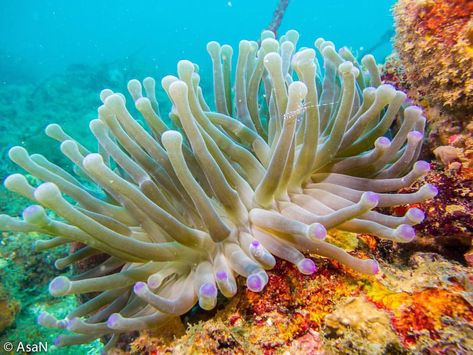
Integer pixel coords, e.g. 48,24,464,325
0,30,437,349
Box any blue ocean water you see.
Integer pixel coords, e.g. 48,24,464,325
1,0,396,84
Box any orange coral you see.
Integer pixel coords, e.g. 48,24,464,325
416,0,473,46
366,282,473,347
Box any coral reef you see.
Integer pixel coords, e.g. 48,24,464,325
383,0,473,265
124,253,473,354
380,53,409,94
391,160,473,265
0,29,436,350
394,0,473,125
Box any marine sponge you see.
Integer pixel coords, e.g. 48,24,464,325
394,0,473,121
0,29,436,349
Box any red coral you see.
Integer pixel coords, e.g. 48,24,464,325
241,259,295,317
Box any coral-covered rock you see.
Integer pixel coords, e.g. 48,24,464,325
394,0,473,124
373,253,473,352
122,253,473,354
391,161,473,263
324,297,401,353
381,53,410,93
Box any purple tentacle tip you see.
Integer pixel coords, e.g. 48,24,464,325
216,271,228,281
397,224,416,242
37,313,46,324
408,130,423,142
50,277,65,290
147,276,161,289
107,313,120,328
58,319,68,329
371,260,380,274
200,282,218,298
66,317,77,330
415,160,430,173
250,240,260,248
133,281,146,295
297,258,317,275
362,191,379,207
247,273,264,292
407,208,425,224
408,105,422,112
427,184,438,197
22,205,40,219
49,276,69,296
376,136,391,147
311,223,326,240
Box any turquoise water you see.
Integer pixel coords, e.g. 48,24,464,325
1,0,396,83
0,1,396,353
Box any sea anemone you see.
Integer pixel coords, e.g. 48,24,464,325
0,29,436,349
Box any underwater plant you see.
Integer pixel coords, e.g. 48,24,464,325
0,29,437,349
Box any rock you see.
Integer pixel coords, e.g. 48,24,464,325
324,297,402,353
